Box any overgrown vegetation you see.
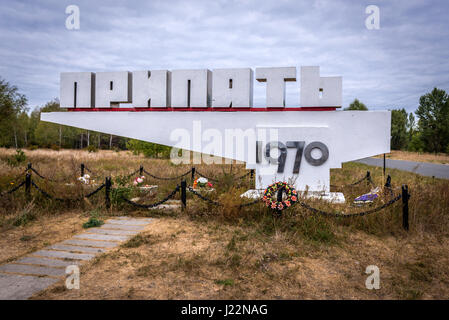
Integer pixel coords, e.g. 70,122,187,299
0,149,448,299
82,211,104,228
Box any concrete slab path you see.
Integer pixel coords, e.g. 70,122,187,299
0,216,154,300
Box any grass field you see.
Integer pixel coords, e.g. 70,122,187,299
374,150,449,164
1,148,448,299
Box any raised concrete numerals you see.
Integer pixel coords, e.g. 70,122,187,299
257,140,329,173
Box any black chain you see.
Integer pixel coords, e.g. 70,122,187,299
28,167,69,183
330,174,368,188
143,168,191,181
298,193,402,218
0,180,26,197
85,183,106,198
188,187,221,205
125,169,141,179
238,199,260,208
187,187,260,208
193,170,219,182
194,170,253,183
31,180,106,201
84,165,96,174
122,185,180,208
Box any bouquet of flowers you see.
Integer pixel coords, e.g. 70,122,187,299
133,175,146,186
78,174,94,185
193,177,213,189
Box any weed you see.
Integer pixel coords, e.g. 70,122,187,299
215,279,234,286
122,234,149,248
20,235,33,241
7,149,27,166
13,205,36,227
82,217,104,229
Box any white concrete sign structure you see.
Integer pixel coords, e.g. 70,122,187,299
45,66,390,196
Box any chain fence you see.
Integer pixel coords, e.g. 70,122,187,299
0,163,411,229
122,185,180,208
143,168,192,181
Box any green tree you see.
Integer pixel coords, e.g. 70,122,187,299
408,132,425,152
390,108,408,150
344,99,368,111
0,78,28,147
33,100,62,148
415,88,449,153
126,139,170,158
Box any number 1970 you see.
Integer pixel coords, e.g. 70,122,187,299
256,141,329,173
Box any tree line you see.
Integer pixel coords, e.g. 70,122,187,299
1,77,448,154
345,88,449,153
0,77,167,155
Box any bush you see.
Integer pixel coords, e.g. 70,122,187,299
27,145,38,151
111,186,133,207
83,217,104,228
7,149,27,166
87,145,98,153
83,210,104,228
126,139,170,158
13,204,36,227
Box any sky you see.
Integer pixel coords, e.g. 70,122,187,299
0,0,448,112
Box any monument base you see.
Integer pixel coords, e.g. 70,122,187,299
240,189,345,204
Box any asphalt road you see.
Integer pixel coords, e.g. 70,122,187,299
354,157,449,179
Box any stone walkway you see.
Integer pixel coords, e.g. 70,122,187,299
0,216,154,300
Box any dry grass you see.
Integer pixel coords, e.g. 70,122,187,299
374,150,449,164
0,148,448,299
0,210,87,264
33,216,449,300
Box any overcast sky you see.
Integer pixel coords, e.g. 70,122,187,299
0,0,448,112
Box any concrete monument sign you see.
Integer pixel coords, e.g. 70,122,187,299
43,66,391,196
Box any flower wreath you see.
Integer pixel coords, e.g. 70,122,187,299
262,181,298,210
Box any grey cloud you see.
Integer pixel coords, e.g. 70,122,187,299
0,0,448,112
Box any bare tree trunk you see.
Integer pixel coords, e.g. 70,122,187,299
13,127,18,149
98,134,101,148
109,134,113,149
59,126,62,147
24,131,27,146
87,130,90,147
80,133,83,149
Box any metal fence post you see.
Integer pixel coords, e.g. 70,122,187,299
366,171,371,185
191,167,196,181
27,162,32,172
25,173,31,200
139,165,144,177
181,180,187,209
105,177,111,209
385,175,391,188
81,163,85,177
402,185,409,231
